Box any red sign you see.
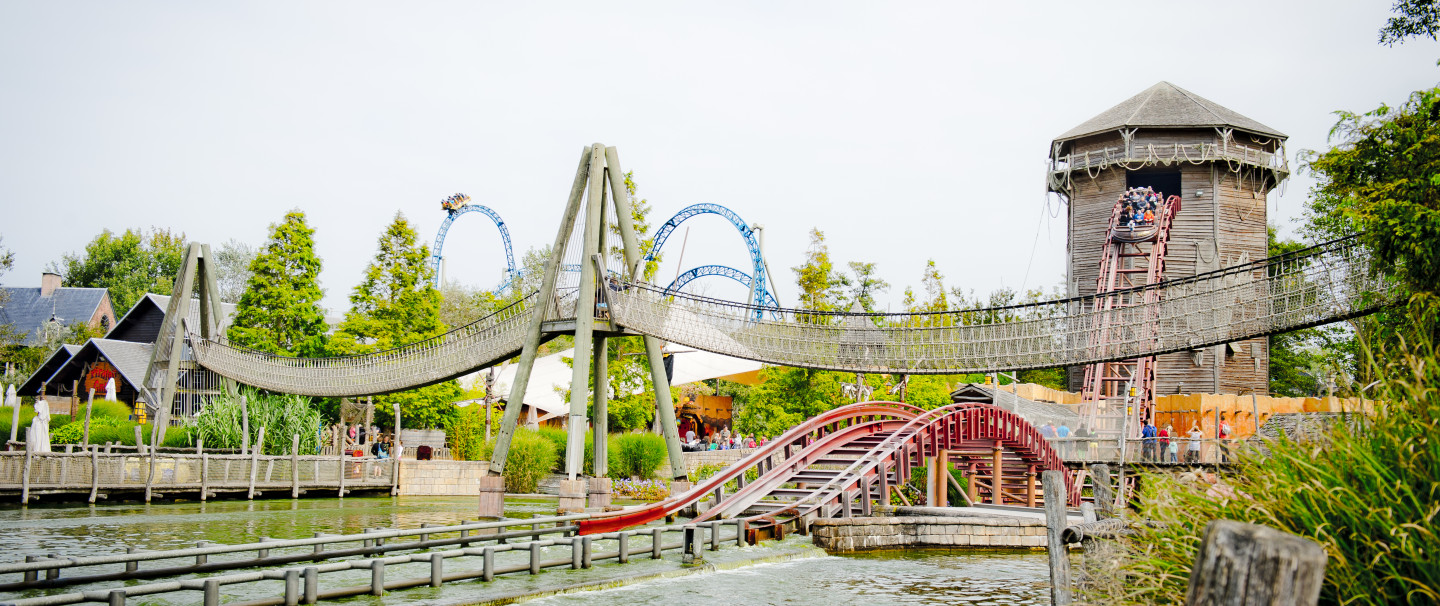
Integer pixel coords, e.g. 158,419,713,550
85,361,120,395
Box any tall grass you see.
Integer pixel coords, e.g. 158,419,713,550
610,433,667,479
1093,341,1440,605
194,388,323,455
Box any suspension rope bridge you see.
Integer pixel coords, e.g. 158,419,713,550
191,231,1392,395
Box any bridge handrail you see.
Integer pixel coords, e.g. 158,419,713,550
577,402,920,534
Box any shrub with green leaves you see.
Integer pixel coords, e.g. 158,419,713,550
445,404,486,461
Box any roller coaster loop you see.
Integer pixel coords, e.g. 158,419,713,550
646,203,772,317
431,204,518,292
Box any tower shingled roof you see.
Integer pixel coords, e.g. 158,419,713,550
1054,82,1285,143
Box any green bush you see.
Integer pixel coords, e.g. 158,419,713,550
609,433,667,480
498,429,556,494
194,388,323,455
1094,341,1440,605
49,418,193,448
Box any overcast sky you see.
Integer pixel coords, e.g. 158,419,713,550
2,1,1437,315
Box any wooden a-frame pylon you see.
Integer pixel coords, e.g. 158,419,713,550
488,144,688,483
141,242,226,450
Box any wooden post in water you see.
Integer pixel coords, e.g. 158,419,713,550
1089,463,1114,519
390,401,401,496
1042,470,1072,605
1184,520,1326,606
291,434,300,499
88,446,99,503
248,426,265,499
199,438,209,502
82,389,95,447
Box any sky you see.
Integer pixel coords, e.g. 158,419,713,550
2,1,1437,315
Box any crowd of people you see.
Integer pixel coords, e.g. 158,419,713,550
1118,187,1163,228
681,423,767,452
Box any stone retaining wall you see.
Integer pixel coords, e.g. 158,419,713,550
810,515,1048,552
397,459,490,496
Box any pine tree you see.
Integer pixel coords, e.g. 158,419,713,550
227,211,329,357
332,212,459,429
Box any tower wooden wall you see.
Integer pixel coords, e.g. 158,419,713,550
1062,129,1279,396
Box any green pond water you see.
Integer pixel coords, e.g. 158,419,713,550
0,496,1050,605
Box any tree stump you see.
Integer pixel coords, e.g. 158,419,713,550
1185,520,1326,606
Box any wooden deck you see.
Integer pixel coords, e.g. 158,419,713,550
0,447,397,503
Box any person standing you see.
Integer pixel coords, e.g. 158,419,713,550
1158,424,1172,463
1141,418,1158,462
1218,413,1233,463
1186,422,1203,463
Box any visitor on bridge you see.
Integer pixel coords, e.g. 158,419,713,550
1163,424,1178,462
1186,422,1204,463
1039,421,1057,439
1141,418,1158,461
1218,414,1233,463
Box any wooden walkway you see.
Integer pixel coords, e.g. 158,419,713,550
0,446,397,503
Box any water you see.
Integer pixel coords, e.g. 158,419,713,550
1,497,1050,605
532,550,1052,606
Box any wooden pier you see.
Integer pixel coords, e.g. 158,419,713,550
0,443,397,503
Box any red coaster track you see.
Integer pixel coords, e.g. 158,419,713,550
1079,189,1180,436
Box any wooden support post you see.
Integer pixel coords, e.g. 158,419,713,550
82,389,95,447
592,335,610,477
1090,463,1114,518
336,441,347,498
200,443,209,502
248,426,265,499
652,527,663,559
861,476,873,516
1043,470,1073,605
390,401,401,496
1026,465,1037,508
925,451,947,507
563,145,606,480
291,434,300,498
20,434,32,504
966,462,978,504
88,446,99,503
991,441,1003,505
1184,520,1326,606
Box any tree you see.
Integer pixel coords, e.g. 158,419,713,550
213,239,256,303
438,280,504,330
227,212,329,357
846,261,890,313
734,366,845,437
1302,85,1440,340
792,228,849,319
52,228,187,315
1379,0,1440,45
610,172,663,281
332,212,460,429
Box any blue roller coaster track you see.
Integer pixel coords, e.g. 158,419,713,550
431,204,518,292
664,265,780,316
646,203,774,318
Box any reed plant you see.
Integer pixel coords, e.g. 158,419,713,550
610,433,667,479
1091,340,1440,605
194,388,323,455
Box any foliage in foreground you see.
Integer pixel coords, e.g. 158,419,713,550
1093,339,1440,605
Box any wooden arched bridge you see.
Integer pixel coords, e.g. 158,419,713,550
578,400,1077,539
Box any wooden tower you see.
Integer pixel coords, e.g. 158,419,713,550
1048,82,1289,398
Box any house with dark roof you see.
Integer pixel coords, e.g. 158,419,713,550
0,273,116,343
16,293,236,420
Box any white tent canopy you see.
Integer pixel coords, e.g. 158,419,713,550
466,345,763,423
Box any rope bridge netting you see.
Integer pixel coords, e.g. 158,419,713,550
610,234,1395,374
192,235,1396,396
190,293,538,396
